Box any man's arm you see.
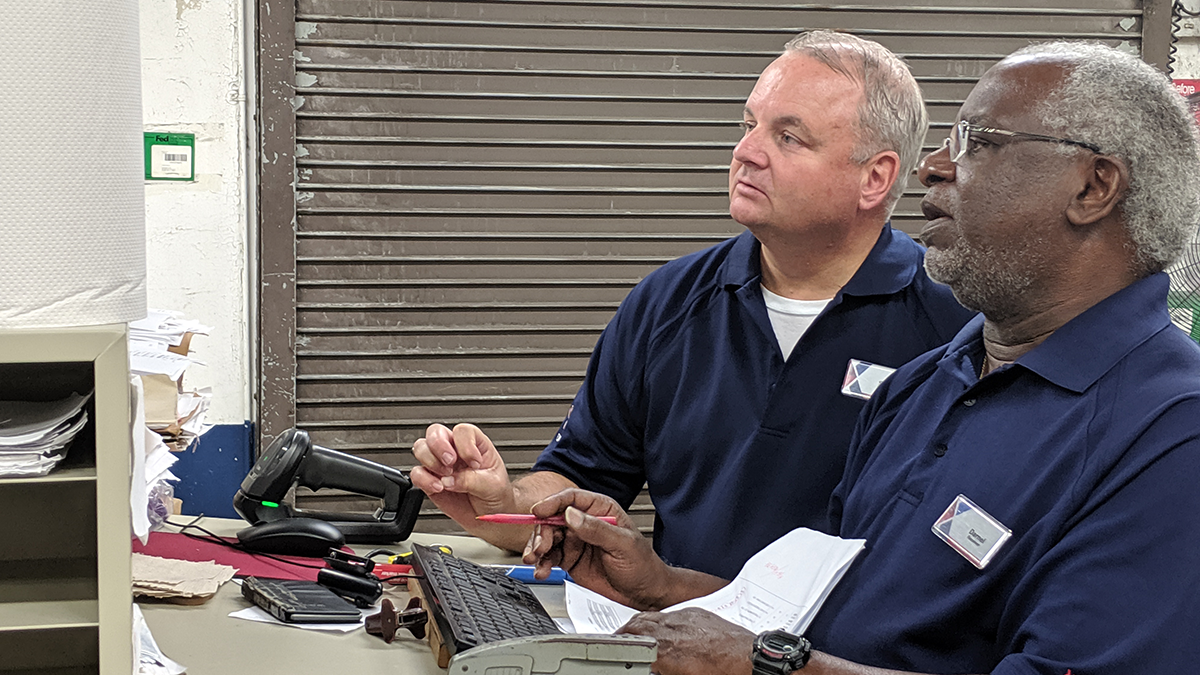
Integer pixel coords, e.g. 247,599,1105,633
410,423,579,552
617,611,981,675
524,489,981,675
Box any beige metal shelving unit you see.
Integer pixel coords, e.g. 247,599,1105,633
0,324,132,674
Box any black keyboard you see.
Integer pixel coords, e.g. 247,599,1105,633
409,543,562,655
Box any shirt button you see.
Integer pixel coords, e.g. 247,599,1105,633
962,399,976,407
933,443,948,457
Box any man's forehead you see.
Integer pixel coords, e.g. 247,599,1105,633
745,51,862,116
959,56,1070,126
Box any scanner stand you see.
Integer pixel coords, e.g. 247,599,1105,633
406,578,655,674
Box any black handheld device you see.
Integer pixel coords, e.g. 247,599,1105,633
317,550,383,608
232,429,423,543
241,577,361,624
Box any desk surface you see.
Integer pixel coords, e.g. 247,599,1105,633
138,518,561,674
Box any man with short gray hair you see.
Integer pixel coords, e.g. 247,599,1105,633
524,41,1200,674
410,31,974,578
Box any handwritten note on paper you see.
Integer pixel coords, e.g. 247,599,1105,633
565,528,865,635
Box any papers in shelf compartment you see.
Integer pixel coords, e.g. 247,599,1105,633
0,391,92,477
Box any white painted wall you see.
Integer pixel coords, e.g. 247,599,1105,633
139,0,251,425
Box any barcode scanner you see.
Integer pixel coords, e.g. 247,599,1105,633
233,428,423,543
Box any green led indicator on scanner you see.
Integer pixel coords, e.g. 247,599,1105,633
261,501,279,508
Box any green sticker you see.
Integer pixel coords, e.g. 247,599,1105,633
144,132,195,181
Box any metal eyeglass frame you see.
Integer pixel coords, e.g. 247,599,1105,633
943,120,1102,163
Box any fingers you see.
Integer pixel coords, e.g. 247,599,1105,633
523,525,565,577
615,611,662,636
531,488,631,523
409,465,445,496
413,423,504,474
412,424,455,477
450,423,495,469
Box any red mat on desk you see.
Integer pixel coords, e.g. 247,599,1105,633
132,531,328,581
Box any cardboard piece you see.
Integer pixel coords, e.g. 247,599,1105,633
140,373,181,428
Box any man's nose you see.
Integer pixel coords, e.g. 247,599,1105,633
917,141,956,186
732,128,767,168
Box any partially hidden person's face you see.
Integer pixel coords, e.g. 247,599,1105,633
917,56,1084,319
729,51,870,240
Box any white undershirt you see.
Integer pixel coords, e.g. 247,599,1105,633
761,285,833,360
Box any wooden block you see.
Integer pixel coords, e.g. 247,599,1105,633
407,577,450,668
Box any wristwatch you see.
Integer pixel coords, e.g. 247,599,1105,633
751,629,812,674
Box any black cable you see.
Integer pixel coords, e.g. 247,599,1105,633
1170,1,1200,72
162,517,327,570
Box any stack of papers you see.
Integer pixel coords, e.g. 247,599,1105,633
565,528,865,635
0,392,92,477
132,553,236,602
129,309,213,451
130,309,213,353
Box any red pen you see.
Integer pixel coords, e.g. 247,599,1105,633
476,513,619,526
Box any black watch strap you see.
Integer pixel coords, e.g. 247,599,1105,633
751,629,812,674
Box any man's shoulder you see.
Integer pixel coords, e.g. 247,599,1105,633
1109,325,1200,409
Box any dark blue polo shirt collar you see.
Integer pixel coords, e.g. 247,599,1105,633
938,272,1173,393
715,225,919,298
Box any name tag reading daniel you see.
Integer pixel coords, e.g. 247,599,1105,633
932,494,1012,569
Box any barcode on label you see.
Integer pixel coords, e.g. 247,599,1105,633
163,153,189,162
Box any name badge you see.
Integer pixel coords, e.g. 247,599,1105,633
841,359,896,400
932,494,1012,569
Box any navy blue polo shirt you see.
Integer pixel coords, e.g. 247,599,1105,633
532,226,974,579
809,272,1200,674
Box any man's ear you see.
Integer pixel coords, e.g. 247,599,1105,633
859,151,900,212
1066,154,1129,226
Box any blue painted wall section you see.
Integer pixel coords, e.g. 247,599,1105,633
171,421,255,519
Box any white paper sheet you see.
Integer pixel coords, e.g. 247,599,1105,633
134,603,187,675
0,391,91,477
565,528,864,635
131,376,151,543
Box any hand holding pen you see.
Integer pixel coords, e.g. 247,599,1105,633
519,488,676,611
476,513,620,526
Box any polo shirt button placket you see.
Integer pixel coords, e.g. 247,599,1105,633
932,443,948,457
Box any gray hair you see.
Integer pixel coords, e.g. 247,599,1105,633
1011,41,1200,274
784,30,928,216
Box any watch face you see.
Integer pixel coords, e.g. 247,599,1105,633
762,632,800,656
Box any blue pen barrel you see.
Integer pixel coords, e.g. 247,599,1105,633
500,566,572,585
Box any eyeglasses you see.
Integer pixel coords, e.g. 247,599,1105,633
942,120,1102,164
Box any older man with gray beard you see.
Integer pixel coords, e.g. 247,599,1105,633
522,41,1200,675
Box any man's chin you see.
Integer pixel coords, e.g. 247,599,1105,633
922,249,961,286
